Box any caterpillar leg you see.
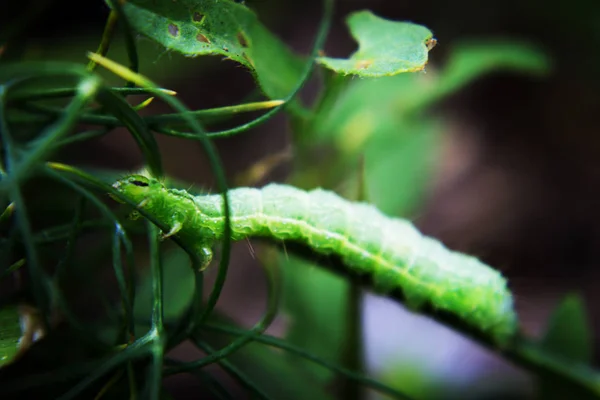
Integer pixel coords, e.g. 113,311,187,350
128,210,141,220
161,222,183,240
198,246,214,271
161,211,186,240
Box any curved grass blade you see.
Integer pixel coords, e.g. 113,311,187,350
86,51,233,326
201,0,334,139
0,82,52,324
144,99,284,127
0,74,101,192
167,244,281,374
191,339,274,400
56,335,154,400
45,163,202,264
95,87,163,178
202,323,412,400
43,166,136,340
8,86,174,103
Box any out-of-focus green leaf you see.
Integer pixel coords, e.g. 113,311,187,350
538,294,594,400
0,305,21,367
378,363,439,400
306,39,550,213
365,120,440,215
314,40,550,146
317,11,434,77
114,0,304,99
279,254,349,383
540,294,592,362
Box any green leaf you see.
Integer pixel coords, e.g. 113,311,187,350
365,120,440,215
280,254,349,383
115,0,304,99
0,305,22,367
314,40,550,146
306,39,550,211
538,294,594,400
317,11,434,77
540,294,592,363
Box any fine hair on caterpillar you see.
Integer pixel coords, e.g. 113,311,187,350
111,174,519,345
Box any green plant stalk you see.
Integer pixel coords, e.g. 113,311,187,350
339,281,364,400
339,158,367,400
112,225,136,342
147,222,165,400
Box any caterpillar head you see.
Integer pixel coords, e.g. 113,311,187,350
111,174,164,206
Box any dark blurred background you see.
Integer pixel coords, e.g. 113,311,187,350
4,0,600,397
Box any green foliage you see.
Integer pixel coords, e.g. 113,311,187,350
317,11,434,77
280,254,349,383
541,294,592,363
538,294,595,399
113,0,304,99
0,0,598,399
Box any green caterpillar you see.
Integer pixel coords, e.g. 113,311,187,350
112,174,518,345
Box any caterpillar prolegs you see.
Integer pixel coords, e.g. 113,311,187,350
112,175,518,345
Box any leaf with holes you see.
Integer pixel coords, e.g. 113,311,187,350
111,0,304,99
317,11,435,77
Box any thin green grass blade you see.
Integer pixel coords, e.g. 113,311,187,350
203,0,333,139
191,339,274,400
203,324,413,400
1,75,101,192
113,225,136,340
95,87,163,178
0,83,52,324
168,247,281,373
42,167,136,342
56,336,153,400
87,53,233,325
